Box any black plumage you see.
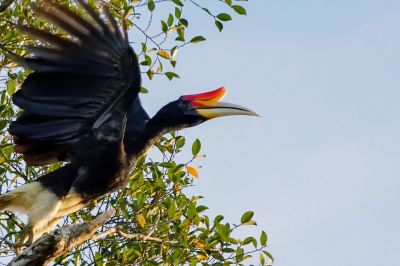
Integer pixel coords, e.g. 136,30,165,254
0,0,258,250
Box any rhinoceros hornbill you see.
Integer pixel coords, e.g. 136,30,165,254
0,0,257,247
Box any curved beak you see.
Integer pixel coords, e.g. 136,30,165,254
194,102,259,119
183,87,259,119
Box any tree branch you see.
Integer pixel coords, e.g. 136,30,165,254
7,209,116,266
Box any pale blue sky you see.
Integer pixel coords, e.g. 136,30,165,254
141,0,400,265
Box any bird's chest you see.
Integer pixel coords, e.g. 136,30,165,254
73,142,130,200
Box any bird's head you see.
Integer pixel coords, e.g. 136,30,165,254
150,87,258,132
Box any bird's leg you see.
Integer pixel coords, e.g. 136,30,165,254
56,201,86,218
13,189,61,252
35,200,86,241
33,218,61,241
11,224,33,255
56,190,85,218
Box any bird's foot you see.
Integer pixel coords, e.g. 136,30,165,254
9,225,34,255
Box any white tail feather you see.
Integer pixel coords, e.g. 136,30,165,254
0,182,47,212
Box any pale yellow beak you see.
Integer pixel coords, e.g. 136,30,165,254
194,102,259,119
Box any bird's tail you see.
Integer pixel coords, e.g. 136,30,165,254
0,192,22,210
0,183,42,213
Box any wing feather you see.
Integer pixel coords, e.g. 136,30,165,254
9,1,141,163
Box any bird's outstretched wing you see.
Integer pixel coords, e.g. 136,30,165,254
8,0,141,163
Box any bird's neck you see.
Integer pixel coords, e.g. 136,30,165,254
125,117,172,163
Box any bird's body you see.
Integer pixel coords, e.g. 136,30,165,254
0,0,258,250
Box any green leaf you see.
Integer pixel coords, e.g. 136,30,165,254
175,7,181,18
180,18,189,27
147,69,154,80
175,36,185,42
0,120,7,131
140,54,152,66
124,6,134,18
242,236,256,246
176,135,185,149
215,20,223,32
235,247,244,263
187,202,196,219
190,36,206,43
176,27,185,41
196,205,208,213
144,54,152,64
6,79,16,95
74,251,81,266
241,211,254,224
94,252,104,266
165,72,180,80
232,5,247,15
216,223,230,239
147,0,155,11
192,139,201,156
140,61,150,66
171,0,184,6
167,13,174,26
217,13,232,21
168,203,176,218
222,248,235,253
214,215,224,224
260,230,268,246
159,162,174,168
171,46,179,58
141,42,147,53
1,145,13,158
260,253,266,266
140,87,149,94
161,20,168,32
263,250,275,263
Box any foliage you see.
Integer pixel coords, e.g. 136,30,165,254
0,0,273,265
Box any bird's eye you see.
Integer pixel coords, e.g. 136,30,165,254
178,101,187,109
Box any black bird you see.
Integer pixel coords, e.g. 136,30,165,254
0,0,258,247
